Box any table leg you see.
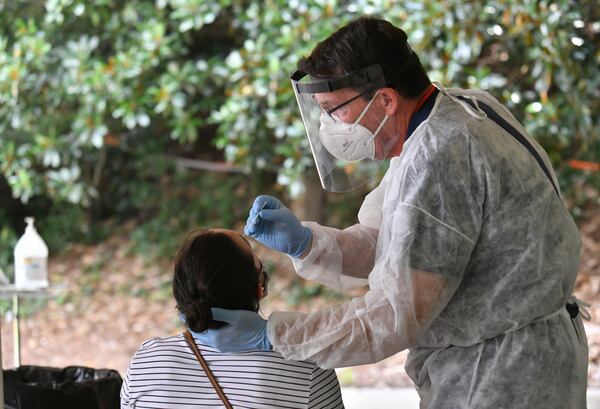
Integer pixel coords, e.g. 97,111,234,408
0,308,4,409
12,295,19,368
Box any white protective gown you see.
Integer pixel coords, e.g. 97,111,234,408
267,86,589,409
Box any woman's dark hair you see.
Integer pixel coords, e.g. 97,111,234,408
173,229,260,333
297,16,430,99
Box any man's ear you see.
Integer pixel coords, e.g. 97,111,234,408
378,87,400,115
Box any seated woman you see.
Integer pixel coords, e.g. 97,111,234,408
121,228,345,409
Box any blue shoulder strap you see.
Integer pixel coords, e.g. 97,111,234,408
457,96,560,199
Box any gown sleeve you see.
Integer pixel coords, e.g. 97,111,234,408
290,184,385,290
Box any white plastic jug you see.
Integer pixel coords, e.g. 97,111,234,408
14,217,49,288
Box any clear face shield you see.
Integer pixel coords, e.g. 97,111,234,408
290,65,387,192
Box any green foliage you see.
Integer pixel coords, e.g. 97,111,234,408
0,0,598,266
285,280,348,307
0,0,236,205
214,0,599,204
0,219,18,279
127,168,254,260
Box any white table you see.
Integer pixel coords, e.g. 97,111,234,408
0,284,66,409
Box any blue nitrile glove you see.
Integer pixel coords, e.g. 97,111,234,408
244,195,312,258
188,308,271,353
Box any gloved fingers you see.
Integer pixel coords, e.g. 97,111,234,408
192,329,216,345
253,195,281,211
251,196,267,213
259,208,289,222
246,208,269,236
244,220,262,237
210,307,262,326
244,212,259,236
191,309,269,353
189,327,235,352
210,307,239,324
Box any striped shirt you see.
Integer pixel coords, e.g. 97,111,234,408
121,333,344,409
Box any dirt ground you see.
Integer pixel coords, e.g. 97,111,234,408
1,206,599,387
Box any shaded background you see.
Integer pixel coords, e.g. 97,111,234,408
0,0,599,387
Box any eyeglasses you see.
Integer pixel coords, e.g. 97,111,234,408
315,90,369,121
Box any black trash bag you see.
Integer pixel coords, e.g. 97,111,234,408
3,365,122,409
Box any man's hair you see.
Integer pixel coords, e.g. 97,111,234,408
297,16,430,99
173,229,260,333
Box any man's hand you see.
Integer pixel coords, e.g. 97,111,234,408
244,195,312,258
190,308,271,352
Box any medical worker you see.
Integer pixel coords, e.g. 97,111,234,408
198,16,590,408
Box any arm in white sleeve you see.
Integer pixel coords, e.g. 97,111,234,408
267,265,463,369
274,217,473,369
290,183,384,290
291,222,379,290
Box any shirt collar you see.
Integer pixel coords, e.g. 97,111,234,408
406,88,440,139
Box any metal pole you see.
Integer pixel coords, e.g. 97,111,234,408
12,295,19,368
0,305,4,409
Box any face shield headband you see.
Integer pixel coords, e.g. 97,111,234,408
290,64,386,95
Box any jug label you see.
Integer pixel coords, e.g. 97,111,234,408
22,257,47,281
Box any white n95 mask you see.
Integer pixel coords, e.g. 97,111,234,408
319,91,389,162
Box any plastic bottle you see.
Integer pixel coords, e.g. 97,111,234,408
14,217,49,288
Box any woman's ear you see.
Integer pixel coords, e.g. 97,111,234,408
378,87,400,116
256,283,266,299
